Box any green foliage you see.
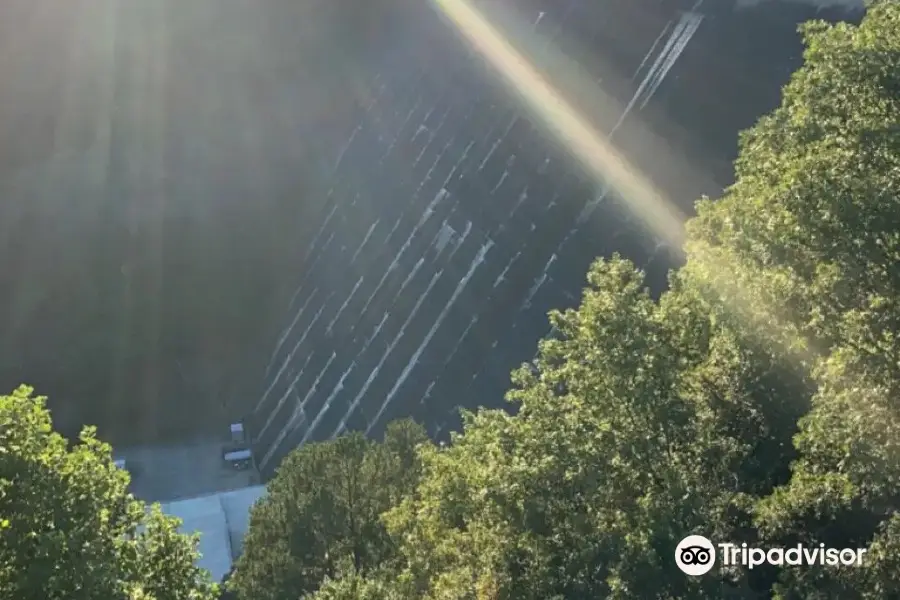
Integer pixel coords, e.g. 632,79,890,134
685,3,900,596
0,386,218,600
302,560,414,600
228,420,430,600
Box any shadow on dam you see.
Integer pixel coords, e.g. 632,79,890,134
248,0,863,476
0,0,862,459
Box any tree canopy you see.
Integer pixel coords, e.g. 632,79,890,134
228,420,430,600
0,386,218,600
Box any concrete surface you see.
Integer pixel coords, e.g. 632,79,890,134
118,437,259,503
248,0,865,475
160,485,267,582
0,0,865,467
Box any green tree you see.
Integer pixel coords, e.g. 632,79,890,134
301,559,413,600
683,2,900,596
378,259,771,599
0,385,218,600
229,420,429,600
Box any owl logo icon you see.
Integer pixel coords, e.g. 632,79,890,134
675,535,716,576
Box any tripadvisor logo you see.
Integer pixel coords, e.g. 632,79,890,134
676,535,716,576
675,535,868,576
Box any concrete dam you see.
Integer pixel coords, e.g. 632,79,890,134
0,0,859,463
248,0,862,476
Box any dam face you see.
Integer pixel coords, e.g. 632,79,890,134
248,0,861,476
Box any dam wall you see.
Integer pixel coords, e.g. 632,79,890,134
245,0,862,476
